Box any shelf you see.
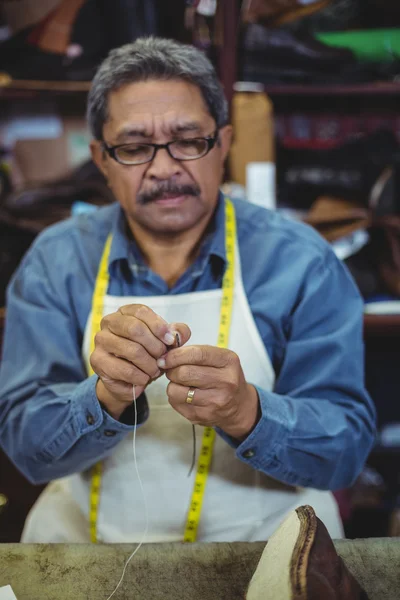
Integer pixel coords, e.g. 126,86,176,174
262,81,400,97
235,80,400,97
364,313,400,337
1,78,399,98
0,77,91,97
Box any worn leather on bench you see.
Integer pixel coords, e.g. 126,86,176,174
0,539,399,599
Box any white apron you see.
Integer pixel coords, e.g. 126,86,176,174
22,240,343,543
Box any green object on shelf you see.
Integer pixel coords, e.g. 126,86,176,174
316,29,400,62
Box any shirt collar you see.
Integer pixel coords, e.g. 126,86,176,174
107,191,228,273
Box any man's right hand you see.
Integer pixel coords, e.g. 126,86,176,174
90,304,191,420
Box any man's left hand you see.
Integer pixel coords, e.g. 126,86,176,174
158,345,260,440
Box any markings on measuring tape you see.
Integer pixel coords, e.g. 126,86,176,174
88,233,112,543
183,428,216,542
89,461,103,543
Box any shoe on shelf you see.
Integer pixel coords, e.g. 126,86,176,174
242,23,355,71
0,45,100,81
0,24,34,72
243,0,332,27
246,505,369,600
0,0,106,81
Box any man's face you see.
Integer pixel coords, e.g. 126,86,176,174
91,78,232,235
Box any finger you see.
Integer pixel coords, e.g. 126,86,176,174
95,329,161,378
120,304,176,345
103,304,175,345
158,345,236,370
167,383,217,426
168,322,191,347
101,312,167,357
166,382,216,407
165,365,231,389
90,347,150,388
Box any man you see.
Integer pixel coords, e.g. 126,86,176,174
0,37,375,544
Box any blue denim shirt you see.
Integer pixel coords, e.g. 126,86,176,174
0,195,376,489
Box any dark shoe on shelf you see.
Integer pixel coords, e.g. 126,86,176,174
0,0,107,81
0,25,35,72
242,23,355,71
0,46,100,81
246,505,369,600
276,128,400,209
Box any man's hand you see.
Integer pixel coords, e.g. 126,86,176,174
90,304,191,420
159,345,260,440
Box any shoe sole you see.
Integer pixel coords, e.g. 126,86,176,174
246,505,317,600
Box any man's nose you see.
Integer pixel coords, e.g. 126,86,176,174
146,147,183,180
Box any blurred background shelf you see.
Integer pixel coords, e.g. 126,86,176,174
0,78,91,98
1,78,399,102
364,313,400,336
261,81,400,97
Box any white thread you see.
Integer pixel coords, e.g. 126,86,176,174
105,386,149,599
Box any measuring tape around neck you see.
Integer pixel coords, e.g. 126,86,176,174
88,198,236,543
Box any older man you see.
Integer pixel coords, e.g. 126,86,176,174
0,37,375,544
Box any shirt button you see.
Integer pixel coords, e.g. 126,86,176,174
86,413,95,425
104,430,117,437
242,448,256,459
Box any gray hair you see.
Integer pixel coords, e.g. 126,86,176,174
87,37,229,141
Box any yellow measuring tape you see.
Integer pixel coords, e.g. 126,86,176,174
183,198,236,542
87,234,112,543
88,198,236,544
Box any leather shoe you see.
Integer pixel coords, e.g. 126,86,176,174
242,0,331,27
242,23,354,71
246,505,369,599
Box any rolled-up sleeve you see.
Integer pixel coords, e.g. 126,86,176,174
0,240,147,485
219,251,376,491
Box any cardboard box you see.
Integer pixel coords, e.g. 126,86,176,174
228,91,275,187
13,115,91,185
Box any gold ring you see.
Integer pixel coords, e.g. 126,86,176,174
186,388,196,404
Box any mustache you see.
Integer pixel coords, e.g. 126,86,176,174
137,181,201,205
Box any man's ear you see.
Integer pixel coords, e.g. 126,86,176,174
90,139,109,180
218,124,233,163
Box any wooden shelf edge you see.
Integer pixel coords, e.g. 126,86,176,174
0,78,91,94
235,80,400,97
364,313,400,336
0,79,398,97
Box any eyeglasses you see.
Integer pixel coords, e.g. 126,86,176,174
102,130,219,166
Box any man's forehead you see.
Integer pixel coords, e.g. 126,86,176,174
115,117,208,138
109,79,208,113
106,82,213,139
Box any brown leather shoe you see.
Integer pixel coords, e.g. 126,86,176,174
246,505,369,600
242,0,332,27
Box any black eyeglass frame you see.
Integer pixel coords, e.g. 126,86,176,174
102,129,219,165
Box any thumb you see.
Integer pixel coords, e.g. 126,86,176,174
168,322,191,347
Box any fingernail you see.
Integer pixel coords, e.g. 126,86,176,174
163,332,175,345
157,358,166,369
